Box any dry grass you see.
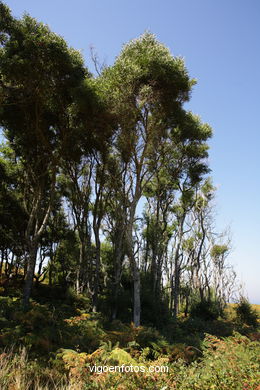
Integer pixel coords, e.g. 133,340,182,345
250,304,260,315
0,348,84,390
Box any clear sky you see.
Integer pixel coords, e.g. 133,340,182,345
3,0,260,303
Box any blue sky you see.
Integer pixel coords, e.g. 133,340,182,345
3,0,260,303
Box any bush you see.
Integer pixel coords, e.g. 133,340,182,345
235,298,259,328
190,300,221,321
135,326,166,349
0,333,259,389
0,296,21,319
63,313,106,352
174,333,260,390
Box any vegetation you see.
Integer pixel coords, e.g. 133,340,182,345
0,3,259,389
235,298,259,328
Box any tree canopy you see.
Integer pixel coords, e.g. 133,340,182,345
0,4,236,326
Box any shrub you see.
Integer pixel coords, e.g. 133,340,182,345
235,298,259,328
174,333,260,390
190,299,221,321
63,313,106,352
0,296,20,319
135,326,166,348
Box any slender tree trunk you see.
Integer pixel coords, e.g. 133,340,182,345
23,242,37,308
151,251,157,295
92,227,101,312
170,275,174,313
48,246,53,286
0,249,4,277
184,294,189,317
9,252,15,278
132,262,141,327
4,249,9,276
173,214,185,319
22,171,56,308
173,265,180,318
112,233,124,320
155,255,164,300
126,217,141,327
76,240,85,294
112,271,120,320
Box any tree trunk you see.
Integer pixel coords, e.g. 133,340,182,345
126,218,141,327
184,293,189,317
0,249,4,277
112,224,125,320
23,242,37,309
172,214,185,319
76,239,86,294
173,265,180,318
133,262,141,327
92,227,101,312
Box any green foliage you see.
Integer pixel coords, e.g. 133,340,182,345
156,334,258,390
0,296,20,318
51,333,260,389
135,326,167,349
140,273,171,328
0,292,104,355
0,3,88,164
107,347,137,365
190,300,222,321
0,7,254,390
0,2,216,326
210,244,229,258
64,313,106,352
235,298,259,328
0,296,259,390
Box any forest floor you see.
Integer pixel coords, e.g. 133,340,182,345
0,283,259,389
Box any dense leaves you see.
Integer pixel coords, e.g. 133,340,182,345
0,5,258,389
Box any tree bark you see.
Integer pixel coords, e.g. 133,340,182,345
132,262,141,327
173,264,180,318
76,239,85,294
23,242,37,308
92,226,101,312
125,214,141,327
112,227,124,320
173,214,185,319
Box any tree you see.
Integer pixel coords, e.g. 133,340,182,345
0,3,96,307
99,33,212,326
0,143,27,280
175,179,236,315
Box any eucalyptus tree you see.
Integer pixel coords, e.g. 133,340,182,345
101,154,128,319
91,151,112,311
0,143,27,278
59,83,114,305
177,179,236,313
61,157,93,295
99,33,212,326
38,202,70,287
61,151,108,307
186,179,216,301
210,242,234,311
142,112,211,311
0,3,98,307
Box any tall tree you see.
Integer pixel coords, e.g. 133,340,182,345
0,3,96,307
99,33,212,326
